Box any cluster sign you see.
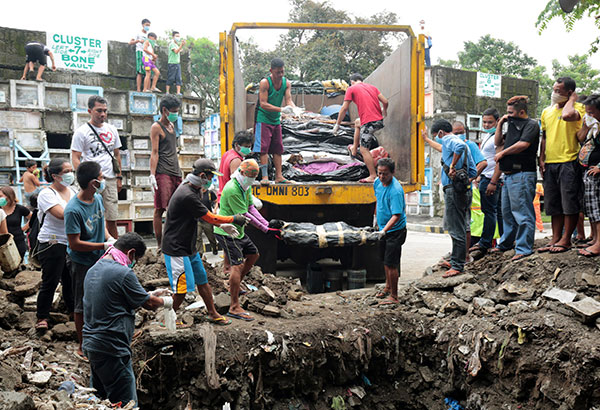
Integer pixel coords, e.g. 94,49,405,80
48,33,108,73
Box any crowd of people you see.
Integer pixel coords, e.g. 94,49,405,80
22,18,186,95
422,76,600,278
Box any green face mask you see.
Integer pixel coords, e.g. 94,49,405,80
149,39,156,47
239,146,252,156
0,198,6,207
167,112,178,122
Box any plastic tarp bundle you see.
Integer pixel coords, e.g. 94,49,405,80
282,162,368,182
280,222,379,248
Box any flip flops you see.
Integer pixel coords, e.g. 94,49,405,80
442,269,463,278
205,316,232,326
35,319,48,330
226,311,255,322
549,245,571,254
578,247,600,257
359,178,375,183
375,291,390,299
274,179,294,184
511,253,532,261
537,244,555,253
378,297,399,305
74,351,89,363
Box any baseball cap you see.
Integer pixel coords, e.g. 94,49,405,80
192,158,223,176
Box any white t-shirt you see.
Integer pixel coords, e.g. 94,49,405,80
37,186,77,245
480,132,498,179
135,33,147,52
0,209,6,222
71,122,122,178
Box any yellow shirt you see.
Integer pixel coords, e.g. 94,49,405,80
541,102,585,163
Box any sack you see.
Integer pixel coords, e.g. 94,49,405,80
578,129,598,166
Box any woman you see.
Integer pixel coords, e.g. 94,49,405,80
0,186,32,259
34,158,76,330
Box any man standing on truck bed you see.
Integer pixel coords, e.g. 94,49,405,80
333,73,389,183
254,58,297,185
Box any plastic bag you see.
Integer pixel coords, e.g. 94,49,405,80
164,308,177,332
280,222,379,248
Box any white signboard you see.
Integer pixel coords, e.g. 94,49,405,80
47,33,108,73
476,72,502,98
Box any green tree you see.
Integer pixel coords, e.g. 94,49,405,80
551,54,600,94
239,40,280,86
537,1,600,54
187,37,220,114
448,35,538,78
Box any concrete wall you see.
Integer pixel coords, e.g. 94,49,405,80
0,26,190,91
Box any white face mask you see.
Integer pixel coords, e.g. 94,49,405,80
584,113,599,128
551,91,568,105
234,170,255,191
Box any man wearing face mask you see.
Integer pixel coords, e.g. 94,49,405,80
470,108,504,256
218,130,254,201
162,159,248,326
166,31,185,95
83,232,172,406
128,18,151,92
65,161,116,361
491,96,540,261
215,159,280,321
150,95,182,250
539,77,586,253
71,95,122,239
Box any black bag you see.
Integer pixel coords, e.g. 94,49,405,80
441,150,470,193
87,123,121,175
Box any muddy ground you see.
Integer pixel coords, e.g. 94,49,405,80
1,238,600,409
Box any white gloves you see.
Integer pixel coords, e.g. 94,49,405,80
151,288,173,297
252,196,263,210
378,230,386,240
160,296,174,309
220,223,239,238
332,124,340,135
281,105,295,115
103,237,117,250
150,174,158,194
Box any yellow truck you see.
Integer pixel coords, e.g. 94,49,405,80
218,23,425,276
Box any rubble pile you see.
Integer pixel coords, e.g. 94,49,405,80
1,241,600,409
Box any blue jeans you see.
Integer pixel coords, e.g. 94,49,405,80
443,186,469,271
498,172,536,255
478,176,502,249
85,350,138,406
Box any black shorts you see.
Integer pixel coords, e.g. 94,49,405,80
71,261,93,313
543,161,582,216
167,64,182,86
25,44,48,65
379,227,407,268
215,234,258,266
360,120,383,150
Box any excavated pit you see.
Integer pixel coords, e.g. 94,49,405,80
1,238,600,409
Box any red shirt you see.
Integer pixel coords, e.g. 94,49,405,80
344,82,383,125
218,149,243,198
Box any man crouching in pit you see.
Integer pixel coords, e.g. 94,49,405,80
83,232,172,406
161,158,249,326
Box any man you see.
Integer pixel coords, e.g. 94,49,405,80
166,31,186,95
451,121,488,255
162,158,247,325
129,18,151,92
333,73,389,183
429,119,477,277
215,159,277,321
254,58,297,185
83,232,171,406
491,96,540,261
65,161,115,361
373,158,407,305
218,130,254,200
539,77,586,253
150,95,182,250
471,108,503,255
21,41,56,81
71,96,122,239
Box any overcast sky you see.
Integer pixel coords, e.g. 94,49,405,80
2,0,599,77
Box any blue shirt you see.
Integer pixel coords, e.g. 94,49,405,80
441,135,478,187
64,193,105,266
374,177,406,233
466,140,485,166
82,259,150,357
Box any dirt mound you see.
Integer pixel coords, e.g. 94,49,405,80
2,240,600,409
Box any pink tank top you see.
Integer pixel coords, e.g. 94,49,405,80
218,149,243,197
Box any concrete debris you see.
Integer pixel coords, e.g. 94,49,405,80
213,292,231,314
0,391,36,410
566,297,600,323
26,370,52,386
453,282,484,302
542,287,577,304
415,273,474,290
